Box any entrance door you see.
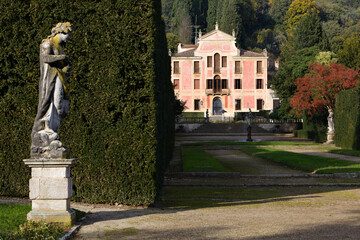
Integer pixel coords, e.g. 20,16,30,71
213,97,223,115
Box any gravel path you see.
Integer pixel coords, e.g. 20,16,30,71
72,134,360,239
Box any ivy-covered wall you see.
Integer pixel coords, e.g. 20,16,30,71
335,88,360,150
0,0,174,206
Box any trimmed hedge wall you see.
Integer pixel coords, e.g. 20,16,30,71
182,112,204,118
294,112,327,143
335,88,360,150
0,0,174,206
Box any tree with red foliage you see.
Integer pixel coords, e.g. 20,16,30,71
290,63,359,143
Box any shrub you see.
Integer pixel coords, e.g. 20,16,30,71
297,112,327,143
5,221,65,240
335,87,360,149
0,0,174,205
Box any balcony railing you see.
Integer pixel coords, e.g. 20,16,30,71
205,88,230,95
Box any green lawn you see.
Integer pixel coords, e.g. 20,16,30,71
319,147,360,157
243,148,360,174
182,147,230,172
183,142,318,147
0,204,31,237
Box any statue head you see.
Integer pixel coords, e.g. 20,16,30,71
49,22,72,41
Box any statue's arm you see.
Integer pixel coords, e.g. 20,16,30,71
40,41,68,64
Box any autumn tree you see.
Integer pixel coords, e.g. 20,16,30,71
290,63,359,143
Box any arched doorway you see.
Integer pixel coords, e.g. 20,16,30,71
213,97,223,115
214,75,221,93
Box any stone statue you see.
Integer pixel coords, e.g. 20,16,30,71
31,22,72,159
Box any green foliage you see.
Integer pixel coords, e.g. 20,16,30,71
0,204,31,237
243,147,359,173
269,0,293,25
182,147,230,172
167,33,180,54
338,33,360,69
300,111,328,143
294,10,329,51
5,221,65,240
314,51,338,65
182,112,204,117
0,0,174,206
335,88,360,150
272,46,319,119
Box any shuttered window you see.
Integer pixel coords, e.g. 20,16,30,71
174,61,180,74
235,61,242,74
222,56,227,68
194,79,200,89
207,56,212,67
194,61,200,73
257,61,263,74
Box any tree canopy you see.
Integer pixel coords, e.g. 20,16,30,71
290,63,359,116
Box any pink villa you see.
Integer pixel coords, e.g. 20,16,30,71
171,24,278,118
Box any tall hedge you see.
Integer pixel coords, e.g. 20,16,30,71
0,0,174,206
294,111,327,143
335,88,360,150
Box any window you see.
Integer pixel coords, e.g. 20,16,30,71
221,79,227,89
207,56,212,67
214,53,220,73
174,79,179,89
256,79,263,89
257,61,263,74
194,79,200,89
222,56,227,68
273,99,280,109
214,76,221,92
257,99,263,110
206,79,212,89
174,61,180,74
235,61,242,74
194,61,200,74
235,99,241,110
194,99,200,110
235,79,242,89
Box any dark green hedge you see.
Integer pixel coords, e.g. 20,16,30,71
182,112,204,118
297,112,327,143
0,0,174,206
335,88,360,150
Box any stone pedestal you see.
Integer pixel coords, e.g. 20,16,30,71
23,158,76,225
327,132,335,144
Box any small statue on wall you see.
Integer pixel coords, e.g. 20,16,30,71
31,22,72,159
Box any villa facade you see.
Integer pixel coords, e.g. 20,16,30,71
171,25,278,117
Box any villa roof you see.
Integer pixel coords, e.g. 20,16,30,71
173,47,198,57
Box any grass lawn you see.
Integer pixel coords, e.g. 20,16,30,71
243,148,360,174
319,147,360,157
0,204,31,237
183,147,230,172
183,142,318,147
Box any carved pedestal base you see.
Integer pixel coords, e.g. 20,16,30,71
326,133,335,144
23,158,76,225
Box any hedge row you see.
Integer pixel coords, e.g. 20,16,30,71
335,88,360,150
0,0,174,205
295,112,327,143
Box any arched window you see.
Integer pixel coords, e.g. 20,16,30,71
214,53,220,73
